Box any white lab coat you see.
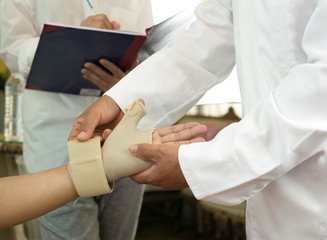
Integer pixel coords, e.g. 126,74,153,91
0,0,154,172
105,0,327,239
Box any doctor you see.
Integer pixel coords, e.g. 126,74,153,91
69,0,327,239
0,0,153,239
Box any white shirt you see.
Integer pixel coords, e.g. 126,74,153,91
105,0,327,239
0,0,153,172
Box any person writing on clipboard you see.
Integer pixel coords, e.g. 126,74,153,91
0,0,153,239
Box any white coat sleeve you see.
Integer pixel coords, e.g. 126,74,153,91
0,0,38,79
180,0,327,205
105,0,235,129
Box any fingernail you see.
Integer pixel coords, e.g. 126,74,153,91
77,131,87,139
129,144,138,154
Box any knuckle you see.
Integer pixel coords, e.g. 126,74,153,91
158,145,166,157
96,14,105,20
174,132,180,141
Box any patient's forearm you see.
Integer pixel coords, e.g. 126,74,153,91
0,165,78,230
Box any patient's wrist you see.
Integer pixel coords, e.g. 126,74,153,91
68,138,113,198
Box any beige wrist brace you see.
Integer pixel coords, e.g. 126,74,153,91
102,100,155,182
68,100,154,198
68,137,113,198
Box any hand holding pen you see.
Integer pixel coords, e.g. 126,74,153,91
82,0,120,30
81,14,120,30
80,0,124,91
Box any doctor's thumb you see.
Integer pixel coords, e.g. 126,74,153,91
129,143,155,162
75,115,98,142
129,144,139,155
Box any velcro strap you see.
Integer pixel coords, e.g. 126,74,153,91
68,138,113,198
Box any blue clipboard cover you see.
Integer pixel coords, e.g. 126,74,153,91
26,7,196,96
26,24,147,96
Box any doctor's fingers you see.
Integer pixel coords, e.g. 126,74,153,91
130,143,179,163
130,144,187,189
68,112,100,141
69,120,82,140
70,96,119,141
102,129,113,141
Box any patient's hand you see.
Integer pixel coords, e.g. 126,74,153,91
152,122,207,145
102,122,207,145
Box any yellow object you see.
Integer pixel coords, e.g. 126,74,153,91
0,58,11,81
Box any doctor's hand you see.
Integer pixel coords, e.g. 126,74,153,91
69,95,123,142
129,130,205,190
81,58,138,92
80,14,120,30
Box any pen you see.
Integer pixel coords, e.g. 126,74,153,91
86,0,97,14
